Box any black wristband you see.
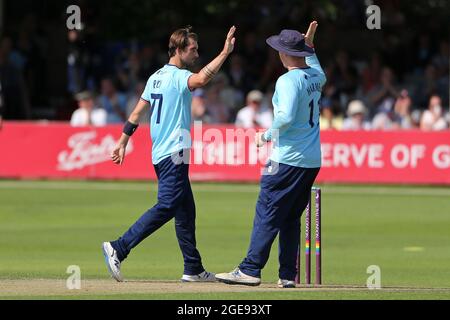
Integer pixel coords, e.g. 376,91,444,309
123,121,139,136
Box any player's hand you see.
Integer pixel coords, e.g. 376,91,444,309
305,21,318,48
222,26,236,56
111,144,126,165
255,132,266,148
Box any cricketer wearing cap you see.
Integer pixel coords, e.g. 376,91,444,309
102,26,236,283
216,21,326,287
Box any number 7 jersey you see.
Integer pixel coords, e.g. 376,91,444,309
141,64,193,165
268,54,327,168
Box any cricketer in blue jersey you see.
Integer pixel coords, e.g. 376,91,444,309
141,64,194,165
216,21,326,287
102,26,237,283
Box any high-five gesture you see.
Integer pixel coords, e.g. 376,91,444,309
222,26,236,55
305,21,318,48
189,26,236,90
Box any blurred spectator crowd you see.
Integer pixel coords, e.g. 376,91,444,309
319,44,450,131
64,27,450,132
1,6,449,131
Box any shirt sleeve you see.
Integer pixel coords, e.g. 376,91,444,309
173,69,194,93
263,76,299,141
140,79,152,102
306,54,327,85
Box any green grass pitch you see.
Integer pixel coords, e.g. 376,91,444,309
1,180,450,300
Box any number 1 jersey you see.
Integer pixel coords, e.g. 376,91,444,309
268,54,327,168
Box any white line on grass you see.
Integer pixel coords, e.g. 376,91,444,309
0,181,449,197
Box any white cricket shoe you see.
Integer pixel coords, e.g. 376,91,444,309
278,279,296,288
181,271,216,282
215,268,261,286
102,242,124,282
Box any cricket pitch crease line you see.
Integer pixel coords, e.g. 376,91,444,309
1,280,450,295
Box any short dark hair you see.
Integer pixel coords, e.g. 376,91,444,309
168,26,198,58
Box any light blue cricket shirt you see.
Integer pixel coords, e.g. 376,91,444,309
264,54,327,168
141,64,193,165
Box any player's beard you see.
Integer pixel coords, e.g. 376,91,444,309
181,57,196,69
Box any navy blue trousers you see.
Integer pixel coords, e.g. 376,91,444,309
111,152,204,276
239,162,320,280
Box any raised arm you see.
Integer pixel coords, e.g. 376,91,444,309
305,21,317,49
188,26,236,90
304,21,325,77
306,55,325,75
